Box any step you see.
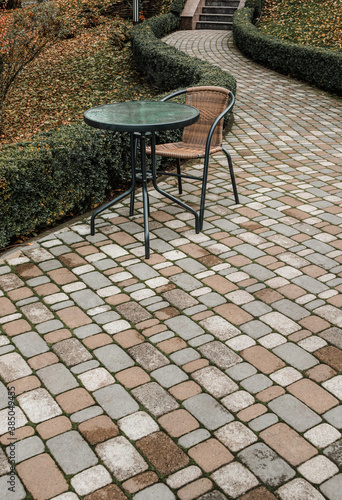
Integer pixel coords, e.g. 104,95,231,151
202,6,237,14
196,21,233,30
205,0,239,7
199,14,232,22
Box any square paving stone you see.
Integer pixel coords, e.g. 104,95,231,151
93,384,139,419
94,344,134,372
150,365,188,388
320,473,342,500
17,388,62,423
268,394,322,433
47,430,98,474
16,453,68,500
0,352,32,382
78,415,119,445
188,438,234,472
183,393,234,430
36,363,78,394
53,338,92,366
324,439,342,469
7,435,44,463
128,343,169,371
70,464,112,496
136,431,189,476
118,411,159,440
240,374,273,394
238,443,296,488
133,484,176,500
70,289,105,310
212,462,259,498
214,421,258,452
323,406,342,429
131,382,179,417
198,341,242,369
163,289,198,310
96,436,148,481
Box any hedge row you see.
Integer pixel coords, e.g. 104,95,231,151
0,0,237,250
233,0,342,96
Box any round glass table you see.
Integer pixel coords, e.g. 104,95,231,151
84,101,200,259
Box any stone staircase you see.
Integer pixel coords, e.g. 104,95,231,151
196,0,240,30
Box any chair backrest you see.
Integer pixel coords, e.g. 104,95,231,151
183,86,231,148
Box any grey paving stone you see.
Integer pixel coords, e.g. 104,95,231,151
306,253,339,271
92,310,121,325
242,301,273,317
249,413,279,432
240,320,272,339
70,406,104,423
50,244,72,256
0,346,14,356
131,382,179,417
128,344,169,371
93,384,138,419
238,443,296,487
71,360,100,374
150,365,188,388
51,300,75,311
292,275,328,294
0,447,10,475
176,257,207,274
269,394,322,432
183,393,234,430
0,382,8,410
319,327,342,349
323,406,342,429
169,272,203,291
7,436,44,463
197,492,227,500
36,319,64,334
37,363,79,394
189,334,214,346
240,374,273,394
56,231,84,244
73,324,102,339
70,289,104,310
128,262,159,280
178,428,211,449
12,332,49,358
241,263,276,281
170,347,201,365
0,474,27,500
47,430,98,475
273,343,319,370
198,292,227,307
53,338,92,367
94,345,134,373
225,362,258,381
272,299,311,321
234,244,266,259
165,316,205,340
320,473,342,500
324,439,342,469
79,271,112,290
26,276,50,287
134,483,176,499
198,341,242,369
94,258,118,270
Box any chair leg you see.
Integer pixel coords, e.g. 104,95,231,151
177,159,182,194
199,155,210,232
222,146,239,204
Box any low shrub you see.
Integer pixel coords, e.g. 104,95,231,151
233,0,342,95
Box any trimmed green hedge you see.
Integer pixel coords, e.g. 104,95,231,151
0,0,237,250
233,0,342,95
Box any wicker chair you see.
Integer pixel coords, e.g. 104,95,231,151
146,86,239,231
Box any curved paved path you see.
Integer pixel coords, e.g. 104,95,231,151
0,30,341,500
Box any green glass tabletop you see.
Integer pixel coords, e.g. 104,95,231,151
84,100,200,133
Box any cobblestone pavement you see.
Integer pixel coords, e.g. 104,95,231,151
0,30,342,500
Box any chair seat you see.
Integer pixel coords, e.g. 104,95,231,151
146,142,223,160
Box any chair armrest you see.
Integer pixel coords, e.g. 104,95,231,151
160,89,187,101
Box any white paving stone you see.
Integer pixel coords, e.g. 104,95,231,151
221,391,255,412
304,424,341,449
276,478,325,500
166,465,202,489
212,462,259,498
118,411,159,440
298,456,339,484
78,368,115,391
270,367,303,386
71,465,112,495
215,421,258,452
18,388,62,423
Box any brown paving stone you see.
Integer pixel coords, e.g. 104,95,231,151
239,486,277,500
237,403,268,422
36,415,72,439
136,318,160,330
0,297,16,317
9,375,41,395
256,386,286,403
178,478,213,500
241,346,285,374
113,329,145,348
84,484,127,500
57,306,92,328
105,293,131,306
305,364,337,383
315,346,342,372
277,284,306,299
287,379,339,414
327,294,342,307
198,255,223,267
142,324,168,338
159,265,183,277
83,333,113,349
192,310,214,322
16,454,68,500
203,275,238,294
157,337,187,354
33,283,61,297
122,471,159,494
115,366,151,388
2,319,31,336
155,307,180,320
44,329,72,343
48,268,77,285
7,287,33,301
254,288,283,304
183,358,210,373
56,387,95,414
28,352,59,370
0,425,35,445
302,265,327,278
169,380,202,401
136,431,189,476
59,252,87,268
16,263,43,278
287,330,312,342
214,303,253,325
299,315,330,333
260,423,317,466
179,243,210,258
78,415,119,445
77,245,99,256
188,438,234,472
158,409,199,437
226,255,252,267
